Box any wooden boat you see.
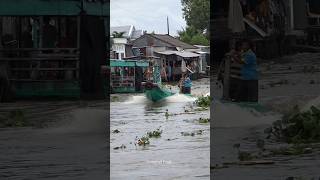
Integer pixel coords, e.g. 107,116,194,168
142,81,174,102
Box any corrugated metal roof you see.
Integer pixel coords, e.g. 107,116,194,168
155,50,200,58
149,34,197,49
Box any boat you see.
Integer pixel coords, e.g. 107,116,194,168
142,81,175,102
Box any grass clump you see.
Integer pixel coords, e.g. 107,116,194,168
136,136,150,146
199,117,210,123
147,128,162,138
0,110,30,128
195,96,211,108
265,105,320,144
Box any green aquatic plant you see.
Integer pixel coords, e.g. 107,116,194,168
198,117,210,123
147,128,163,138
137,136,150,146
111,96,120,102
265,105,320,144
195,96,211,108
112,129,120,133
0,110,30,128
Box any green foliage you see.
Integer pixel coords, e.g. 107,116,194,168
190,33,209,46
181,0,210,32
137,136,150,146
147,128,163,138
265,105,320,144
198,117,210,123
0,110,30,128
178,26,209,45
195,96,211,108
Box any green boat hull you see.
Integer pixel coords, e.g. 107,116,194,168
145,86,174,102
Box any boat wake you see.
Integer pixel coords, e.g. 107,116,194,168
165,93,197,103
124,95,149,104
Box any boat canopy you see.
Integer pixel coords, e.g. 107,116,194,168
110,59,149,67
0,0,109,16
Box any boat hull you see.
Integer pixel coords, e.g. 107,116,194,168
145,86,174,102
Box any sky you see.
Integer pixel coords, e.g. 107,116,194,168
110,0,187,36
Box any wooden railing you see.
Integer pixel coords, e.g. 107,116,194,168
0,48,79,82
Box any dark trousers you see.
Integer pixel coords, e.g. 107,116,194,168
241,80,258,102
183,87,191,94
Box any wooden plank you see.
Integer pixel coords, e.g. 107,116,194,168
243,18,268,37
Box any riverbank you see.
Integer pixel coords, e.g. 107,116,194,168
211,53,320,179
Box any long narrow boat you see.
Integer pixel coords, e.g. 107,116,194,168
142,81,174,102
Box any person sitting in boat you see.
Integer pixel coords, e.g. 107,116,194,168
183,75,192,94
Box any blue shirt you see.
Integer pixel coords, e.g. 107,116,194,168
241,50,258,80
184,78,192,88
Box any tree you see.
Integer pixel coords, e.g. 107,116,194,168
190,34,209,46
181,0,210,33
178,26,209,46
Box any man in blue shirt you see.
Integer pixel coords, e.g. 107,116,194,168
235,40,258,102
183,75,192,94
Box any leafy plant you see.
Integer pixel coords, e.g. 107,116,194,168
199,117,210,123
0,110,30,128
195,96,211,108
265,105,320,144
147,128,163,138
137,136,150,146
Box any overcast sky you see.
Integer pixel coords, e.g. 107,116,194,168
110,0,186,36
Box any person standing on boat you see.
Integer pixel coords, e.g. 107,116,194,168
183,75,192,94
235,39,258,102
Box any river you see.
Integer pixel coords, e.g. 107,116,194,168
110,78,210,180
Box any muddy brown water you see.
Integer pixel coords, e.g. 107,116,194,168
0,103,108,180
110,79,210,180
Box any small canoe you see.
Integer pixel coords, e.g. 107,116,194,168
142,82,175,102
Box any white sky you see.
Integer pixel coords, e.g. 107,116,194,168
110,0,187,36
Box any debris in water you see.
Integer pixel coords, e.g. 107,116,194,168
114,144,126,150
165,109,169,119
112,129,120,133
136,136,150,146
